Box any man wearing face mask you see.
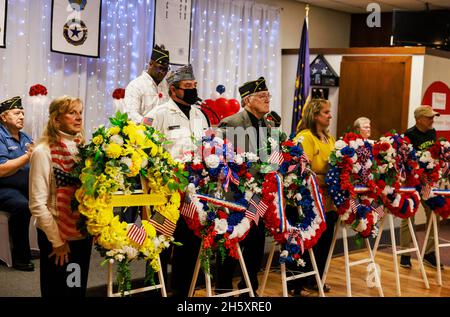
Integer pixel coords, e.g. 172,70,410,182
123,44,171,123
143,64,210,297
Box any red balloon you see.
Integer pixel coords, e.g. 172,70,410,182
228,99,241,116
214,98,230,120
201,99,220,125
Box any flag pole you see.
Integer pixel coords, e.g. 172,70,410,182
305,4,309,26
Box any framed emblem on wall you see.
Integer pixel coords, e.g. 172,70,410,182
0,0,7,48
51,0,102,57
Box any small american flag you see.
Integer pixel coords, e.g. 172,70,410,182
421,184,432,200
180,195,197,219
245,200,260,225
268,151,284,165
370,201,384,219
149,212,177,236
350,198,359,213
127,224,147,246
247,194,269,221
142,117,153,126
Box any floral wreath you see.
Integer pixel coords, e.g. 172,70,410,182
372,132,420,219
255,131,326,266
326,132,382,238
180,134,255,273
418,140,450,219
75,112,187,294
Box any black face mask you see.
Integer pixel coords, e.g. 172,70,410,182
178,88,198,105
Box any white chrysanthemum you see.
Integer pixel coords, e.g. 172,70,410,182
193,157,202,165
355,219,367,232
245,152,259,162
186,183,196,195
122,245,138,260
335,140,347,150
295,193,302,201
235,154,244,165
205,155,220,168
214,218,228,235
120,157,132,168
109,134,124,146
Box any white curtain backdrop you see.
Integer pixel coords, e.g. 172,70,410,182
0,0,281,138
190,0,281,114
0,0,155,138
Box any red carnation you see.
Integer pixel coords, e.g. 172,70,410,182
29,84,48,96
112,88,125,99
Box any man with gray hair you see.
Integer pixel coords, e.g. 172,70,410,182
143,64,210,297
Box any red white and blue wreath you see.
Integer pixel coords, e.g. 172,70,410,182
257,131,326,266
326,132,383,238
418,140,450,219
373,133,420,219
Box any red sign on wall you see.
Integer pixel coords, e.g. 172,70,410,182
422,81,450,140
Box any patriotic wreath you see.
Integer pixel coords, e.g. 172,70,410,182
180,134,255,273
419,140,450,219
75,112,187,295
257,132,326,266
373,133,420,219
326,132,382,238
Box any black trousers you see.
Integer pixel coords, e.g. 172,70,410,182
0,187,31,263
37,229,92,297
216,219,266,293
159,217,201,297
287,210,338,290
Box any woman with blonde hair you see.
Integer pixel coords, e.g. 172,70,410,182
29,96,92,297
288,98,337,296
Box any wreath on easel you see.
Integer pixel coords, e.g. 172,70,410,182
75,112,188,295
180,134,255,273
326,132,382,238
372,132,420,219
418,140,450,219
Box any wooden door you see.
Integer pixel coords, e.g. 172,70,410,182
337,56,412,139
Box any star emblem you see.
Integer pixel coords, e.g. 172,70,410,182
71,26,81,38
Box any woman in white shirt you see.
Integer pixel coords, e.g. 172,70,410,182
29,96,92,297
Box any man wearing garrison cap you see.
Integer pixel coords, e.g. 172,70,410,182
143,64,210,297
216,76,275,295
0,96,35,271
124,44,171,123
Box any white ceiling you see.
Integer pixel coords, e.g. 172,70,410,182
296,0,450,13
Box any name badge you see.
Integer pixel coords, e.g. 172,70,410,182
168,125,180,130
8,146,18,151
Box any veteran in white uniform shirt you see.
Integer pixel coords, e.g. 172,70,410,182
123,45,171,123
143,64,209,298
144,64,210,160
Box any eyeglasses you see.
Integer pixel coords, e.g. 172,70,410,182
251,92,272,100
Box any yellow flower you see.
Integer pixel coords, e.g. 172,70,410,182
108,126,121,135
93,135,104,145
105,143,122,159
85,158,93,168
